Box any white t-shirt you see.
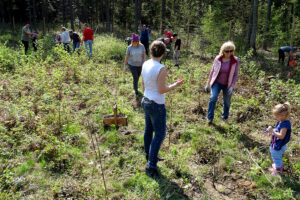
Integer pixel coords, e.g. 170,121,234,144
142,59,165,104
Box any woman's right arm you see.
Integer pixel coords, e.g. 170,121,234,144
207,63,215,85
124,54,130,66
142,78,145,92
157,67,183,94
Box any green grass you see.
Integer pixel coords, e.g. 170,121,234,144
0,30,299,199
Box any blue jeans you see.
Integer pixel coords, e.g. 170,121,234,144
73,41,80,52
142,100,166,169
84,40,93,58
207,82,232,121
270,145,287,168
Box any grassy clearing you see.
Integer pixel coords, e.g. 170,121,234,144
0,32,299,199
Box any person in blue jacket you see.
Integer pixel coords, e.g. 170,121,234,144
278,46,295,64
140,24,150,56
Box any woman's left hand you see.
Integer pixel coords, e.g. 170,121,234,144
227,87,233,95
176,78,184,86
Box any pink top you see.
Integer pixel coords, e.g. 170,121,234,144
215,61,230,85
208,55,239,89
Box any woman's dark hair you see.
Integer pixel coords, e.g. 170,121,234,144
150,41,166,58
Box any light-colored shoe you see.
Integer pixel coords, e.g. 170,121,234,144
271,167,278,176
271,164,283,176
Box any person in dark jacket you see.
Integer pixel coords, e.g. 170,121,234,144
140,24,150,56
69,30,81,52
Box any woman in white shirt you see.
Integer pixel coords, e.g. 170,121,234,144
142,41,183,177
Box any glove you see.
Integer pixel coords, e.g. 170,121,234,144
205,85,210,93
227,87,233,95
124,65,127,71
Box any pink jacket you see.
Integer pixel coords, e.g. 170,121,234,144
208,55,239,89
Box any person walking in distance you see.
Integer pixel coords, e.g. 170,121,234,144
205,41,239,124
83,23,94,59
69,30,81,53
164,29,173,42
142,41,184,178
123,34,146,96
61,27,71,53
140,24,150,56
21,24,32,54
172,33,181,67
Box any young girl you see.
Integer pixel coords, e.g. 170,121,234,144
266,102,292,175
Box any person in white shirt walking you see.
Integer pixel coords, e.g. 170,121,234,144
60,27,71,53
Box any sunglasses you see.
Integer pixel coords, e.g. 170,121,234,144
224,50,234,53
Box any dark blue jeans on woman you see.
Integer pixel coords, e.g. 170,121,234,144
207,82,232,121
142,99,166,169
129,65,142,95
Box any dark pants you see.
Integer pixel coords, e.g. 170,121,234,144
129,65,142,94
63,43,70,53
278,49,285,63
142,99,166,169
141,40,149,56
22,40,29,54
32,42,37,52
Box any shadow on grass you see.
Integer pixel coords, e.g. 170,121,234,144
211,123,227,135
238,134,269,154
282,175,300,197
154,174,191,200
211,123,269,153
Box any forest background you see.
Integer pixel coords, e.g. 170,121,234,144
0,0,300,199
1,0,300,52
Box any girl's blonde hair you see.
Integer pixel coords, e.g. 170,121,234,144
219,41,236,56
272,102,291,116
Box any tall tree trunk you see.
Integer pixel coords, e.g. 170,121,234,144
134,0,141,33
228,21,232,40
247,0,254,46
105,0,110,32
27,0,33,25
263,0,271,50
42,0,47,35
111,0,114,32
12,15,16,33
250,0,258,50
161,0,166,34
32,0,37,30
69,0,74,30
1,3,5,24
62,0,66,25
121,0,127,29
290,3,296,47
198,0,203,17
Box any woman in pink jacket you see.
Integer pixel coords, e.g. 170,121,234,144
205,41,239,124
